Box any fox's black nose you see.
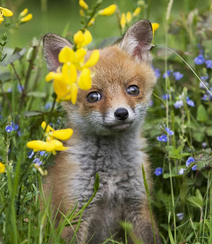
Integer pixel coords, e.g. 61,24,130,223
114,108,129,120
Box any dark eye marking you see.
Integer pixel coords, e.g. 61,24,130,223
126,85,140,96
87,92,102,103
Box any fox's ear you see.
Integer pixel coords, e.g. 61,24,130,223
119,20,154,64
43,33,73,71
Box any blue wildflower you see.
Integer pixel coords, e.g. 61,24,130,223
163,70,171,78
157,135,168,142
28,150,34,158
17,84,24,92
177,213,184,221
154,68,161,78
162,94,169,100
5,125,14,132
165,127,174,135
0,115,2,119
199,81,209,89
11,122,19,130
174,100,183,108
178,168,185,175
200,75,209,81
33,158,43,166
194,54,205,65
186,97,195,107
149,100,154,107
186,157,197,171
18,130,21,137
7,87,12,93
45,102,52,110
173,72,183,81
202,142,207,148
205,60,212,69
39,151,48,157
201,94,211,101
154,167,163,176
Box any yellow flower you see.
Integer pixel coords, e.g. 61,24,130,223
50,128,73,141
79,0,88,10
0,162,5,174
45,71,62,82
80,9,84,17
126,12,132,23
70,83,78,104
83,50,99,68
77,68,92,90
133,7,141,17
41,121,55,133
0,6,13,24
58,46,75,63
0,7,13,17
62,62,77,85
74,29,92,48
20,13,33,23
19,8,28,17
88,17,95,27
152,23,160,36
98,4,116,16
27,140,48,152
120,13,126,29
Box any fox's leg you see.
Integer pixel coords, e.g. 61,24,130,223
125,201,161,244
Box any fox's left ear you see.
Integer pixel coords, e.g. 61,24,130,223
119,20,154,64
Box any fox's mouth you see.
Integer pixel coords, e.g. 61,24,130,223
104,122,132,132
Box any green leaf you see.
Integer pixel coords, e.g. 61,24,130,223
0,47,27,66
0,72,14,83
206,126,212,136
193,131,205,142
187,189,203,208
197,104,208,122
23,111,44,117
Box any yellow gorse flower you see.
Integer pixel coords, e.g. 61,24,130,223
27,121,73,155
0,6,13,24
126,12,132,23
0,162,5,173
79,0,88,10
133,7,141,17
152,23,160,36
19,8,32,23
120,6,141,30
45,29,99,104
98,4,116,16
88,17,95,27
120,13,126,29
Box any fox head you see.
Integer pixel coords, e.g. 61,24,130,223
43,20,157,136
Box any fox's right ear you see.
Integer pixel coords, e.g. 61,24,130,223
43,33,73,71
119,20,154,64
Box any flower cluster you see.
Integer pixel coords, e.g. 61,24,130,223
154,167,163,176
19,8,33,23
27,121,73,155
163,70,184,81
0,6,13,24
46,29,99,103
79,1,116,27
157,127,174,142
186,157,197,171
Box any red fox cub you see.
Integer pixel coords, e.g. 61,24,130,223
43,20,161,244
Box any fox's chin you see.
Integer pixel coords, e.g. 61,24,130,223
104,122,133,133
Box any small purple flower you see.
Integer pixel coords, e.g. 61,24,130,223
0,115,2,119
149,100,154,107
45,102,52,110
33,158,43,166
205,60,212,69
186,97,195,107
194,54,205,65
154,167,163,176
173,72,183,81
157,135,169,142
154,68,161,78
7,87,12,93
202,142,207,148
28,150,34,158
11,122,19,131
174,100,183,108
186,157,197,171
177,213,184,221
178,168,185,175
17,84,24,92
165,127,174,135
201,94,211,101
163,70,171,78
200,75,209,81
199,81,209,89
5,125,14,132
18,130,21,137
162,94,169,100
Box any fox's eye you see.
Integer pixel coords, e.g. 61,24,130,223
126,85,139,96
87,92,102,103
